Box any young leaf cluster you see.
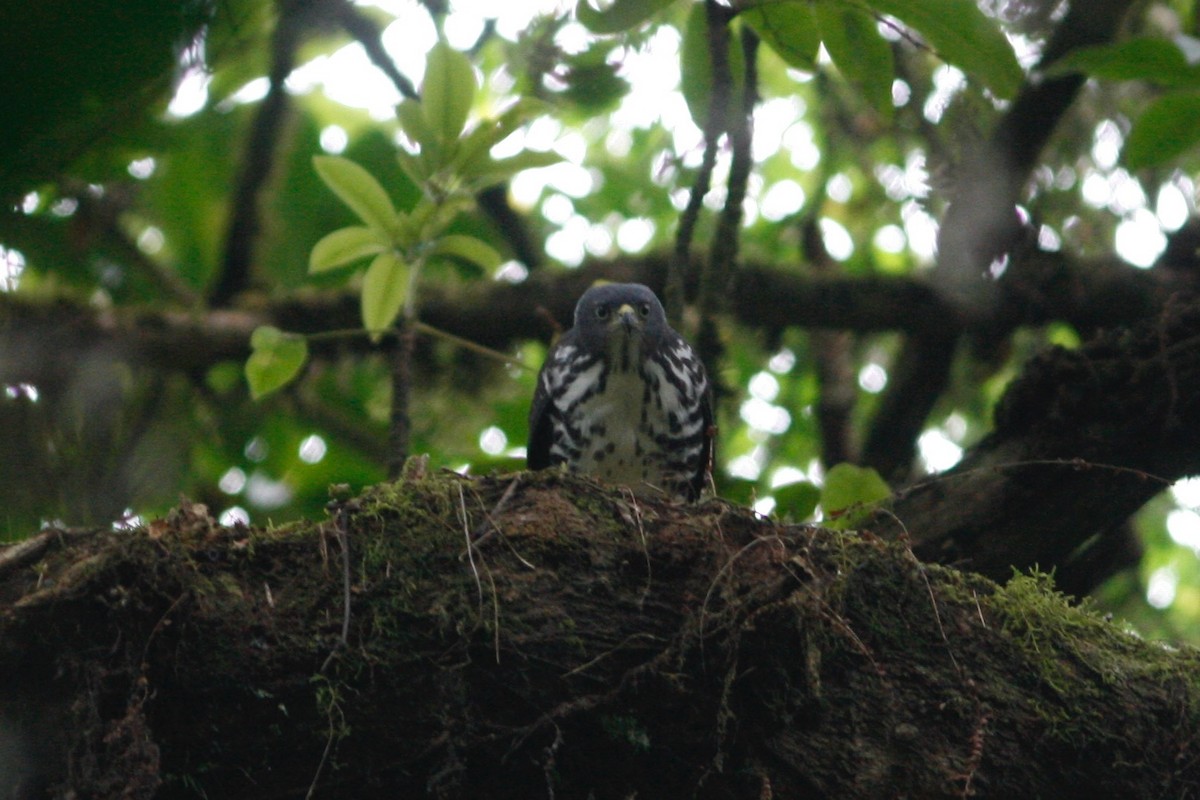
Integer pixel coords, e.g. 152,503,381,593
246,40,559,398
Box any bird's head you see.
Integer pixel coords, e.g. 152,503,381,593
572,283,667,354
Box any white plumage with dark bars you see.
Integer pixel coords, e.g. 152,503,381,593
527,283,714,501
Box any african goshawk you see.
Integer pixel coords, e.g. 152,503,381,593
527,283,713,500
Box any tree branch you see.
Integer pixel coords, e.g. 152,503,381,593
866,0,1137,479
876,295,1200,593
665,1,734,328
2,475,1197,797
0,250,1186,388
209,0,304,307
333,0,419,101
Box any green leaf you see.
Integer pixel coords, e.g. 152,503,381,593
821,463,891,529
464,150,563,188
423,41,476,145
396,148,430,185
429,234,502,273
772,481,821,520
403,195,472,243
245,326,309,400
816,3,894,118
1047,37,1200,87
1123,91,1200,169
309,225,390,273
396,100,439,155
741,1,819,70
313,155,397,232
452,98,548,175
680,3,748,130
562,52,630,113
576,0,679,34
361,251,409,340
869,0,1023,99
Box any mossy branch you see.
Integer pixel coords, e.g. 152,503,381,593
1,473,1197,798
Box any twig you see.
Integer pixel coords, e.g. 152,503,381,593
211,0,302,306
458,483,503,663
305,681,346,800
972,590,987,629
139,592,189,669
665,0,734,328
802,210,858,466
0,526,89,578
387,321,416,479
696,22,758,381
897,457,1174,499
703,24,758,307
700,534,786,642
459,482,484,614
467,476,536,570
333,0,419,100
559,632,664,679
69,186,200,307
319,502,353,674
619,488,652,605
412,320,531,370
306,321,532,370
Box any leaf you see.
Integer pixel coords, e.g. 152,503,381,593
429,234,502,273
1123,91,1200,169
313,155,397,232
562,52,630,113
680,3,748,130
869,0,1023,99
309,225,390,273
576,0,679,34
1047,37,1199,87
396,148,430,186
361,251,409,340
397,100,437,153
422,41,476,145
821,463,891,529
816,2,894,118
464,150,563,188
452,98,548,176
245,326,308,400
772,481,821,520
404,195,472,243
740,1,819,70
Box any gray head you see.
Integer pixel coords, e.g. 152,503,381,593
571,283,668,349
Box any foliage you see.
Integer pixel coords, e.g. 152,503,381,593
3,0,1200,648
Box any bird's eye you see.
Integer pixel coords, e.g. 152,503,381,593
595,305,610,319
638,302,651,317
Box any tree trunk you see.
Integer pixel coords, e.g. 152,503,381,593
2,473,1196,799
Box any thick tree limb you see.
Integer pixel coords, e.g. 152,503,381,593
0,250,1179,387
877,296,1200,592
1,474,1197,798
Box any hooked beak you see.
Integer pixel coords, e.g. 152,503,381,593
612,303,640,332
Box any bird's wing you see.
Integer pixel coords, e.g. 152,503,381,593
527,332,574,470
691,365,716,501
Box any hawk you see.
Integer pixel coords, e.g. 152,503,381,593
528,283,714,501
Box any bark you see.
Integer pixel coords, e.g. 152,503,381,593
0,250,1183,385
2,473,1198,799
879,296,1200,590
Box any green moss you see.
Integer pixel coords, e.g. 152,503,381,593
987,571,1200,744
